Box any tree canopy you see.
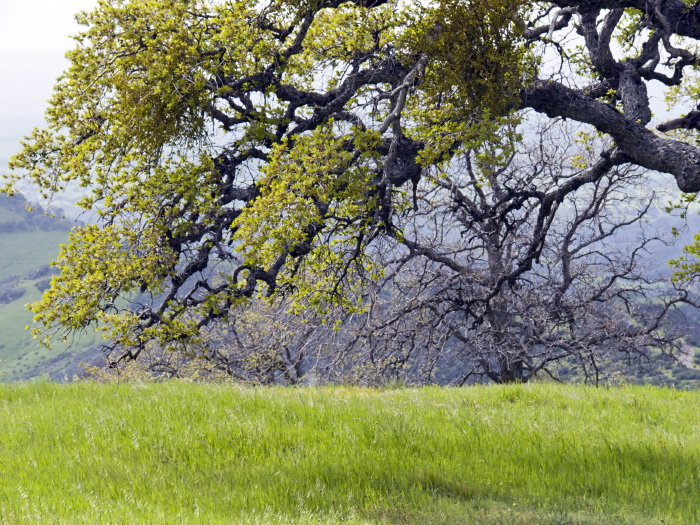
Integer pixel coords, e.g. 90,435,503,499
4,0,700,367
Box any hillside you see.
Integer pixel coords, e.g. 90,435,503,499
0,383,697,524
0,193,100,380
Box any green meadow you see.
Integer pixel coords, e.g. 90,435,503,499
0,383,697,524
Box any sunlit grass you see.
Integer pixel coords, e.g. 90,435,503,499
0,383,697,524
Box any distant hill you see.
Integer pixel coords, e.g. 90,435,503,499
0,192,101,381
0,192,75,234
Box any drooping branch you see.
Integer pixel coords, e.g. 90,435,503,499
522,80,700,192
657,109,700,133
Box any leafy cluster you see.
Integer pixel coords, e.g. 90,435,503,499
3,0,527,356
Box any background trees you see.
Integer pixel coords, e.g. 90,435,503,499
4,0,700,380
348,118,692,384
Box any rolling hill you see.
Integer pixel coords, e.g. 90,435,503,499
0,192,101,380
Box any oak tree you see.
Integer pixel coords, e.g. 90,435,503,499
4,0,700,370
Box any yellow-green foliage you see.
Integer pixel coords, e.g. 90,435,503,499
405,0,525,118
234,122,384,311
2,0,529,348
0,383,698,524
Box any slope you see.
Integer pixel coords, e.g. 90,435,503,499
0,194,100,380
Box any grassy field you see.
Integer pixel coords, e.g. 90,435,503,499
0,230,65,281
0,279,98,381
0,383,697,524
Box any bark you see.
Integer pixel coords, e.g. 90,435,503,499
551,0,700,40
521,80,700,192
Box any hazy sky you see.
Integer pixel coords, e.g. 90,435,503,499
0,0,96,212
0,0,95,52
0,0,96,123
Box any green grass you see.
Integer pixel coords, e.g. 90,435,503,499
0,230,65,281
0,383,697,524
